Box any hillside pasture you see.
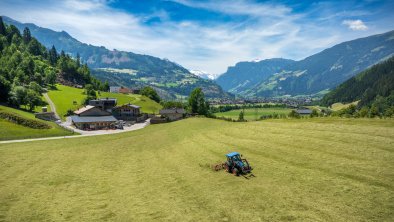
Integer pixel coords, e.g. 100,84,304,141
331,101,359,111
0,105,73,141
47,84,162,120
0,118,393,221
215,107,292,121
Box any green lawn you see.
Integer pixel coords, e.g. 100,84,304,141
215,107,292,120
47,84,162,120
0,105,73,141
0,118,393,221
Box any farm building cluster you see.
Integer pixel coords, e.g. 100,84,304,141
68,97,186,131
70,98,146,130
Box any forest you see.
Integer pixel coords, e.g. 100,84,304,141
321,56,394,117
0,16,107,111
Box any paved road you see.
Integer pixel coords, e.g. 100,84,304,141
0,119,150,144
43,93,60,120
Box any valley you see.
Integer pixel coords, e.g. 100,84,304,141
1,1,394,221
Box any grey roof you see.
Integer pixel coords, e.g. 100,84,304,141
296,109,312,114
90,98,117,102
113,104,141,109
70,115,118,123
160,108,186,114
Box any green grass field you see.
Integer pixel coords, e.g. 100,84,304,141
47,85,162,120
215,107,292,120
1,117,393,221
331,101,359,111
0,105,73,141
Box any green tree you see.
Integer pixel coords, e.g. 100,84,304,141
140,86,161,103
76,53,81,67
0,16,6,35
102,80,109,91
44,68,57,86
0,75,11,102
10,86,28,107
28,81,43,93
188,87,208,115
26,89,41,111
49,45,58,65
238,111,245,121
83,84,97,104
28,39,41,56
22,27,31,44
288,110,300,118
310,109,319,118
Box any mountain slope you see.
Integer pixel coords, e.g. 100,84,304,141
216,58,295,94
320,56,394,108
218,30,394,97
2,16,229,99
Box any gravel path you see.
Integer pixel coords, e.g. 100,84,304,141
43,93,60,120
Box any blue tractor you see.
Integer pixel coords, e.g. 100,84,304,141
225,152,252,176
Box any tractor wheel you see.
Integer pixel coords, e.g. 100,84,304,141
232,168,239,176
225,163,231,173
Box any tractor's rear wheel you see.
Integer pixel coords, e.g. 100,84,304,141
232,168,239,176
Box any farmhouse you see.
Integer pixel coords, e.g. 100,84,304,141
71,105,117,130
159,108,186,121
109,86,121,93
119,87,132,94
112,104,141,121
89,98,117,112
296,107,312,115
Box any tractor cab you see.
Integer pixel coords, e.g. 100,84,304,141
225,152,252,176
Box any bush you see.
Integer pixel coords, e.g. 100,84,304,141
0,111,51,129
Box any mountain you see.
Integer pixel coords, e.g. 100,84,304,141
189,70,218,80
2,16,229,99
216,58,295,94
218,30,394,97
320,56,394,108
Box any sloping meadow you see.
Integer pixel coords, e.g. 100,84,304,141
0,118,393,221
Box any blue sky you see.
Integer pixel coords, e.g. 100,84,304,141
1,0,394,74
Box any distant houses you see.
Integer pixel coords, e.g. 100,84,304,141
109,86,121,93
295,107,312,115
159,108,186,121
109,86,140,94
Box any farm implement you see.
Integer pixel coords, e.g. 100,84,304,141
211,152,255,178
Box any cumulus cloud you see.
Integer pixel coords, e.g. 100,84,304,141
1,0,387,74
342,19,368,30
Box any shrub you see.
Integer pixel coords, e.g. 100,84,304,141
0,111,51,129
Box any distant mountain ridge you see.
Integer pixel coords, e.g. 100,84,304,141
2,16,229,99
217,30,394,97
216,58,295,94
321,56,394,108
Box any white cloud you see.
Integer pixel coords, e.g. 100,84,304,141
1,0,387,74
342,19,368,31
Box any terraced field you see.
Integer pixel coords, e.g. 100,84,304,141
0,118,393,221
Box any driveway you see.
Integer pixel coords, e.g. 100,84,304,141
43,93,60,120
60,117,150,135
